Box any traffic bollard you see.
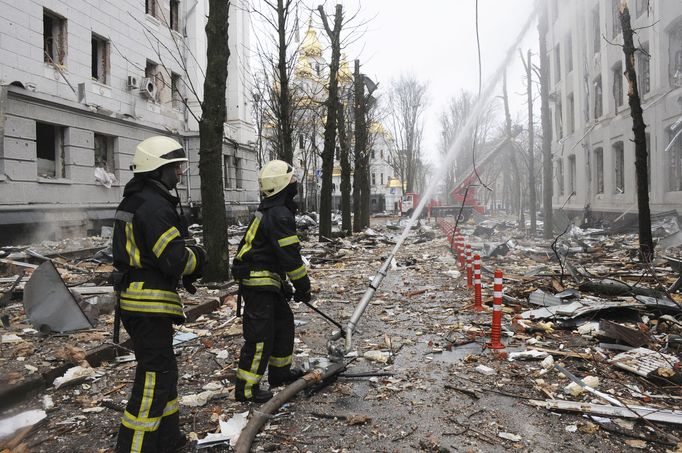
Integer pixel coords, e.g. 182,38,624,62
486,269,505,350
473,254,483,312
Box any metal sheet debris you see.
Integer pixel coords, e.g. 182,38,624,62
23,261,93,332
529,399,682,425
609,347,679,377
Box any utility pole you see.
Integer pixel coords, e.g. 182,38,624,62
620,2,654,261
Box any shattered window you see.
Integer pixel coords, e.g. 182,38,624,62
94,134,114,173
668,18,682,87
613,141,625,194
146,0,157,17
91,34,109,84
43,9,66,65
612,0,622,37
613,62,623,110
557,158,564,196
372,173,376,186
638,42,650,96
667,128,682,192
594,76,603,119
36,123,65,179
224,155,232,189
594,147,604,194
555,98,563,139
567,94,575,135
568,155,576,195
171,72,183,109
170,0,180,32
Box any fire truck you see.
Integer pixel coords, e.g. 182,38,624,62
399,192,441,217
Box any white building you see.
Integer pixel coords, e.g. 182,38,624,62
0,0,257,244
547,0,682,222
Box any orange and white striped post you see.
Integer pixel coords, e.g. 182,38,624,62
486,269,505,349
473,254,483,312
457,235,466,268
465,244,473,288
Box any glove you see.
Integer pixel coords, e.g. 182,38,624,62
283,282,294,302
293,291,311,303
182,275,198,294
187,244,207,277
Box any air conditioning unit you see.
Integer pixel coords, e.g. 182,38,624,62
127,75,139,89
140,77,157,99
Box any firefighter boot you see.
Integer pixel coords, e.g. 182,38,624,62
235,380,273,403
268,367,304,387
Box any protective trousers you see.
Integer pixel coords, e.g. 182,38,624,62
116,317,182,453
236,288,295,398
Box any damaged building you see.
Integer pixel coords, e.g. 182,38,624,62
547,0,682,222
0,0,258,246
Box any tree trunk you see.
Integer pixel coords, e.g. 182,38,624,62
318,4,343,239
538,2,554,240
277,0,293,164
525,50,537,236
353,60,367,232
620,3,654,261
199,0,230,282
502,72,521,225
336,98,352,234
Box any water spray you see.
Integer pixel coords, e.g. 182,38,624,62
326,6,539,359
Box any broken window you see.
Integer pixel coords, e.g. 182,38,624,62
380,149,384,159
613,62,623,110
371,149,375,159
94,134,114,172
36,123,65,179
170,0,180,32
235,157,243,189
145,60,161,102
555,98,563,139
613,141,625,194
568,154,576,195
594,147,604,194
668,18,682,87
638,42,650,96
566,34,573,73
667,128,682,192
146,0,157,17
557,159,565,196
554,44,561,84
381,173,384,185
223,155,242,189
43,9,66,65
171,72,183,109
594,76,603,119
567,94,575,135
223,155,232,189
612,0,622,37
91,34,109,84
592,7,600,55
372,173,376,185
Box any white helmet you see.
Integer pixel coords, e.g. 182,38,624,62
259,160,294,198
131,136,187,173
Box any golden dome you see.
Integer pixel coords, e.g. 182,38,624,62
301,24,322,58
338,57,352,84
295,56,315,79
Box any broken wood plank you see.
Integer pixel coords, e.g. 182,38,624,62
0,258,38,269
528,399,682,425
599,320,651,347
529,347,593,359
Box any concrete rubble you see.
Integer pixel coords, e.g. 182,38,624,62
0,212,681,452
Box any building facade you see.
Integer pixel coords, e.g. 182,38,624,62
547,0,682,221
0,0,257,244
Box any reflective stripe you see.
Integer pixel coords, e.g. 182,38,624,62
240,277,281,288
152,226,180,258
120,282,184,317
115,210,134,222
269,355,292,368
125,222,142,268
120,299,184,317
493,291,503,298
236,368,261,384
250,342,264,374
122,371,159,451
286,264,307,281
277,235,300,247
162,398,179,417
182,247,197,276
235,212,263,261
493,305,502,312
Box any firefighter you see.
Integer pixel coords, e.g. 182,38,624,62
232,160,310,403
112,136,206,452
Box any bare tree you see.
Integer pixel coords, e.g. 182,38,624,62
501,71,523,226
620,1,653,261
317,3,343,239
520,49,537,236
387,74,428,194
336,82,353,233
538,0,554,239
199,0,230,281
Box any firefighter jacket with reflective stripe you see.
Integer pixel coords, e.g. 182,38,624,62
112,177,196,321
233,190,310,293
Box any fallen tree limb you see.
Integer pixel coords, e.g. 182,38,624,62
235,362,347,453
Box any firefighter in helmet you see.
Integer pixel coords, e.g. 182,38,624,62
112,136,206,452
232,160,310,403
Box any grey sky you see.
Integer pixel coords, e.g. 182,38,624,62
345,0,539,163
